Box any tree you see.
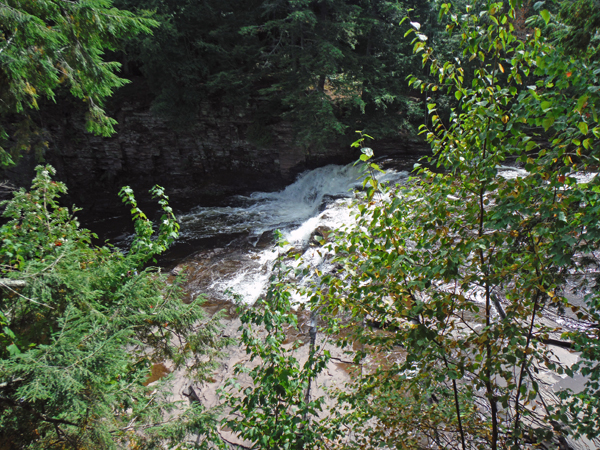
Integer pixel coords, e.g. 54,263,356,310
0,2,227,448
117,0,436,148
114,0,265,125
220,243,338,450
240,0,427,146
558,0,600,60
0,0,157,165
294,1,600,448
0,166,226,449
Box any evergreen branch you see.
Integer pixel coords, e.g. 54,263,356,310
0,280,53,308
23,251,66,277
63,330,125,371
0,395,78,428
118,393,157,432
115,418,171,433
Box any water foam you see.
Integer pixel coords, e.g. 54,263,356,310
188,163,408,304
178,164,406,242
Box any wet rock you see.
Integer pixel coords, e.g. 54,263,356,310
182,384,202,404
310,225,332,246
253,231,276,249
1,80,429,220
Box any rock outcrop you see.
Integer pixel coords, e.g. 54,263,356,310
1,79,428,216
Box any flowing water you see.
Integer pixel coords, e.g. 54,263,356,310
108,159,597,449
178,163,404,242
173,162,409,305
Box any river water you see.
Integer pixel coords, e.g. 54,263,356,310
172,161,409,305
89,157,597,449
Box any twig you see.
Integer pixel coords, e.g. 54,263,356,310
217,428,253,450
0,278,26,287
329,356,359,365
0,396,77,427
34,252,66,275
0,280,54,309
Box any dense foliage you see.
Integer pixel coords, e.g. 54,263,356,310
220,249,338,450
0,0,157,164
115,0,440,147
0,2,232,449
0,167,225,448
4,0,600,448
283,1,600,449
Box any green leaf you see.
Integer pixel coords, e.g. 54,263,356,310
7,343,21,356
577,95,589,111
540,9,550,24
542,116,555,130
3,326,16,340
362,147,374,158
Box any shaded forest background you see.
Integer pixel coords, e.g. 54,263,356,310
2,0,446,212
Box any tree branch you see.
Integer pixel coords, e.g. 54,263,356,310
0,396,78,428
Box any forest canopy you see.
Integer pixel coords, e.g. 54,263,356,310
0,0,157,164
114,0,436,147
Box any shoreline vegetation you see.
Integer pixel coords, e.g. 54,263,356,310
2,0,600,448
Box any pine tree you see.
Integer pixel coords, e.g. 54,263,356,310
118,0,438,148
0,0,158,165
0,166,226,449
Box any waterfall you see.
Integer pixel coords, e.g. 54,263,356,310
177,163,408,304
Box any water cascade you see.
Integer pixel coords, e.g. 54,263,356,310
170,162,597,450
175,163,408,304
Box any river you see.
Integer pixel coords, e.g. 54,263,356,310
85,157,598,449
170,160,409,305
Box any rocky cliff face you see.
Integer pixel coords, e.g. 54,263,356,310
1,81,427,216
